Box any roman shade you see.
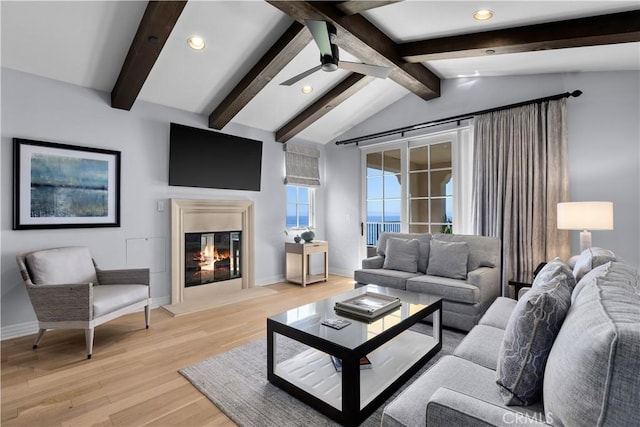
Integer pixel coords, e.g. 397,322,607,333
284,144,320,187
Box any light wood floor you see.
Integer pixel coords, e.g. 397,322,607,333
1,276,355,426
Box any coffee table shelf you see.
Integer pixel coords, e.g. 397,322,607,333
274,330,438,410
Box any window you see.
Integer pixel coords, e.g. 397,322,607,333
286,185,314,229
409,141,453,234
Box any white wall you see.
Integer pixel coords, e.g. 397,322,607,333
0,68,326,337
325,71,640,275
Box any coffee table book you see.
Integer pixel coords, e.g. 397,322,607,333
330,355,372,372
334,291,401,320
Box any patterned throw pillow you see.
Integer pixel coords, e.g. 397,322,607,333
382,238,420,273
532,257,576,291
496,271,572,405
426,239,469,279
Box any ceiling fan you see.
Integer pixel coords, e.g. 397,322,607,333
280,20,392,86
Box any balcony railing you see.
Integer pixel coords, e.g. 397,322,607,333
366,222,401,247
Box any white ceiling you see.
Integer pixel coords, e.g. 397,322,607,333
2,1,639,144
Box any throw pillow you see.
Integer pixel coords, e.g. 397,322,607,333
382,238,420,273
496,274,572,405
26,246,98,285
426,239,469,280
531,257,576,292
572,247,616,282
377,232,432,273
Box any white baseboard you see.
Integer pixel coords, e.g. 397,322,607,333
1,321,39,341
255,275,286,286
329,268,354,278
1,296,173,341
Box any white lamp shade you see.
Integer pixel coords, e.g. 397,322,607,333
557,202,614,230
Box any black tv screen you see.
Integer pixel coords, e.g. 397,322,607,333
169,123,262,191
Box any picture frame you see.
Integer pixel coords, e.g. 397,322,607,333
13,138,121,230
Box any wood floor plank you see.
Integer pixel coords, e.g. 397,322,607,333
1,277,355,426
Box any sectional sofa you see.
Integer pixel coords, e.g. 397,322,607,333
381,249,640,427
354,232,501,331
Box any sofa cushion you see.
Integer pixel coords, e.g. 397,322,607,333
382,238,419,273
354,269,419,290
381,355,544,427
454,324,505,370
531,257,576,292
572,247,616,282
26,246,98,285
377,232,432,273
544,261,640,427
496,273,572,405
92,285,149,318
478,297,517,330
406,275,479,304
432,233,500,272
427,240,469,279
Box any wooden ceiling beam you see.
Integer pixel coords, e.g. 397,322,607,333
208,21,312,129
111,1,187,110
399,10,640,62
276,73,374,143
267,1,440,101
335,1,403,16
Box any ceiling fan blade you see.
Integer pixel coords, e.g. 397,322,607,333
338,61,392,79
280,65,323,86
304,20,332,57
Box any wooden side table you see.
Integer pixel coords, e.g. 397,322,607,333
285,241,328,287
508,277,531,300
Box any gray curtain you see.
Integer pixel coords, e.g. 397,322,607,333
284,144,320,187
472,99,570,296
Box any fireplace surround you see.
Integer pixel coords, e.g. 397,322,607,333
170,199,255,307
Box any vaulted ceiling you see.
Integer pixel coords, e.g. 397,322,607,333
2,1,639,144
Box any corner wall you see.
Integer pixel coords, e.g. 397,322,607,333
325,71,640,275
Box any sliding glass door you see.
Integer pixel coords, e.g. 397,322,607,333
361,128,471,257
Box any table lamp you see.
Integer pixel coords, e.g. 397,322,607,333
557,202,614,252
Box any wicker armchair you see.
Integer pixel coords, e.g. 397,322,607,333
16,246,151,359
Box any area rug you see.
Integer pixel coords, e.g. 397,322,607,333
180,324,465,426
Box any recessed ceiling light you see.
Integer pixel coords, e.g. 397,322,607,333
473,9,494,21
187,35,205,50
301,85,313,94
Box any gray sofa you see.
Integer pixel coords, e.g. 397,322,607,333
381,250,640,427
354,232,501,331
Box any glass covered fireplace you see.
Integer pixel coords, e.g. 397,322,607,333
184,231,241,287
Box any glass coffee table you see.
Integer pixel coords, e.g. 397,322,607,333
267,285,442,426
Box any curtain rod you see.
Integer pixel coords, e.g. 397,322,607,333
335,90,583,146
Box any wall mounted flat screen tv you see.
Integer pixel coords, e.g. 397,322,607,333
169,123,262,191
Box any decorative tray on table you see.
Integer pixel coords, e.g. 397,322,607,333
334,291,401,321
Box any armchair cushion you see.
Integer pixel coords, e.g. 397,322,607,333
26,246,98,285
382,238,420,273
93,285,150,318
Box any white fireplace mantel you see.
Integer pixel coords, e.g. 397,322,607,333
170,199,255,306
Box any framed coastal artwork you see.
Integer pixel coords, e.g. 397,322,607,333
13,138,121,229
